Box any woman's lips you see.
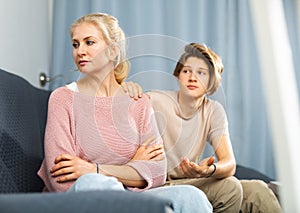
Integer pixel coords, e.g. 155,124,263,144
79,60,89,66
187,85,198,90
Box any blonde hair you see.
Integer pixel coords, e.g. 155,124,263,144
173,43,223,95
69,13,130,84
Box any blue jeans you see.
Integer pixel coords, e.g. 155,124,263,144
68,173,212,213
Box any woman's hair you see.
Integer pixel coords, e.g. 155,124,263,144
69,13,130,84
173,43,224,95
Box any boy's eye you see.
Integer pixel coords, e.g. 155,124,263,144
197,71,205,75
182,69,190,74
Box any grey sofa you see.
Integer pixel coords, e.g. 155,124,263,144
0,69,172,213
0,68,279,212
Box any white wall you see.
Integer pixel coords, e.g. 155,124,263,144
0,0,52,88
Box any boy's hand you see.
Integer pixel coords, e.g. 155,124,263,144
121,81,143,100
179,156,215,178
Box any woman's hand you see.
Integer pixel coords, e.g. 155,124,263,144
131,136,165,161
121,81,143,100
179,156,215,178
50,154,95,183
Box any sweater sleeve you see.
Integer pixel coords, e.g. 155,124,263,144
126,96,167,191
37,88,77,192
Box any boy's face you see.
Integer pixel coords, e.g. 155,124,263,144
178,56,210,99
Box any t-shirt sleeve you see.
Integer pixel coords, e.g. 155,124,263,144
37,88,77,192
126,96,167,191
207,101,229,147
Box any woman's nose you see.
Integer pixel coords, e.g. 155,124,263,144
77,44,87,55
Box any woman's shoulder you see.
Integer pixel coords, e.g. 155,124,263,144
146,90,177,101
130,93,151,106
49,84,75,104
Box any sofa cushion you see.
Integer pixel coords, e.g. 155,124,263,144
0,69,51,192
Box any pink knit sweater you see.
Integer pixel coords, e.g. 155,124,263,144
38,86,166,192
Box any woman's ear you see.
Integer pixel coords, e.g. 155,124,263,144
106,43,120,67
108,43,119,59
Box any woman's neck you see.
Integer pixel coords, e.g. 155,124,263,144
77,70,123,97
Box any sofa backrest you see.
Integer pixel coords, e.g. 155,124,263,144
0,69,51,193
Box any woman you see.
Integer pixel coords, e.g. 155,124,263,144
38,13,212,213
123,43,282,213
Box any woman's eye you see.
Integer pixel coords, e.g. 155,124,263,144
182,69,190,74
72,43,79,48
86,40,95,45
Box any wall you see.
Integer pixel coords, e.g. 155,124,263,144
0,0,52,88
298,1,300,50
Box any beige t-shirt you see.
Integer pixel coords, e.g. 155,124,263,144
147,90,229,180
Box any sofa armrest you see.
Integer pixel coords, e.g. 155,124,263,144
234,165,274,183
0,191,173,213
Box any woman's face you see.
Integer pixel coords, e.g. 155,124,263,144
72,22,112,75
178,56,210,98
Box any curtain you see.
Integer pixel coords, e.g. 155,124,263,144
50,0,300,179
283,0,300,94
